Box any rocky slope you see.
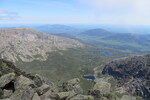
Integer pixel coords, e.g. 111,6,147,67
0,59,139,100
0,28,83,62
102,54,150,99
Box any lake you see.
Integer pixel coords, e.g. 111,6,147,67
83,76,95,80
99,51,124,58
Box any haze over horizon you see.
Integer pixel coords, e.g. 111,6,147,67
1,0,150,25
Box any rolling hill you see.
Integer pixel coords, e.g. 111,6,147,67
76,28,150,53
0,28,116,84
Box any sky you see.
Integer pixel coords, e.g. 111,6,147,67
0,0,150,25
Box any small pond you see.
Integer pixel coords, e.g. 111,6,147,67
99,51,124,58
83,76,95,80
99,52,110,56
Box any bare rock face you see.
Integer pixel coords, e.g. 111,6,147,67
0,59,54,100
102,54,150,99
0,59,93,100
0,28,83,62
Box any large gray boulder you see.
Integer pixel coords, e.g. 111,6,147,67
93,82,111,94
120,95,136,100
10,86,35,100
62,78,82,93
15,75,35,89
32,93,41,100
36,84,50,95
0,73,15,88
70,94,94,100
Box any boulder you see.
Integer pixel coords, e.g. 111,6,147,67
70,94,94,100
40,89,51,99
0,73,15,88
33,74,54,87
62,78,82,93
93,82,111,94
43,98,52,100
57,90,77,100
32,93,41,100
120,95,136,100
1,99,13,100
10,86,35,100
2,89,13,98
0,88,3,98
15,75,35,89
43,98,51,100
88,90,101,99
36,84,50,95
67,78,80,85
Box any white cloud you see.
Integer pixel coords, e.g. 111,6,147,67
78,0,150,25
0,10,19,20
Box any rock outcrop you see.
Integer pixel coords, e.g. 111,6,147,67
102,54,150,99
0,59,95,100
0,28,83,62
0,58,141,100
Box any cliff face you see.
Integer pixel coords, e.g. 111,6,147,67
102,54,150,99
0,28,83,62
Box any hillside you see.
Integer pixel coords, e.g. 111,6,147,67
0,55,148,100
76,28,150,53
0,28,83,62
79,28,112,36
0,28,117,84
102,54,150,99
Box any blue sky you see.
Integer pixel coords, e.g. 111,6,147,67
1,0,150,25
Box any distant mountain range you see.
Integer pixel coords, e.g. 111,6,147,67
76,28,150,53
79,28,112,36
32,24,150,53
35,24,84,34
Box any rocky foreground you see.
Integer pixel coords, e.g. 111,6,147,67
0,58,139,100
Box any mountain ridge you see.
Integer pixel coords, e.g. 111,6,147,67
0,28,83,62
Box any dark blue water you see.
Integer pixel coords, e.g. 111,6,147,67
83,76,95,80
114,56,123,58
99,51,124,58
99,52,110,56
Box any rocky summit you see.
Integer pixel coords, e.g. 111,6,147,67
0,59,92,100
102,54,150,99
0,28,83,62
0,58,140,100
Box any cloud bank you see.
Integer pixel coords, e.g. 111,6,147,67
79,0,150,25
0,10,19,20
